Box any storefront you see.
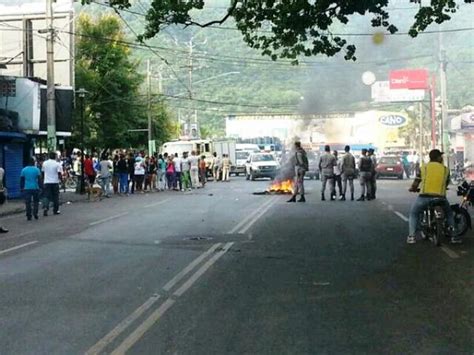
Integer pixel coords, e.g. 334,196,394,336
0,132,28,198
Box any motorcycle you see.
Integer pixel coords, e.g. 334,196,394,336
419,196,450,247
451,180,473,236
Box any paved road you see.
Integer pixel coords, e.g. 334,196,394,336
0,177,472,354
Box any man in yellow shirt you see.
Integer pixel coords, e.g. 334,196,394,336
408,149,460,244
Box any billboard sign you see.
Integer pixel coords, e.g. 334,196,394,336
379,114,407,127
389,69,429,90
372,81,425,102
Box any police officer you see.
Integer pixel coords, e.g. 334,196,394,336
341,145,356,201
319,145,336,201
357,149,372,201
287,141,308,203
368,148,377,199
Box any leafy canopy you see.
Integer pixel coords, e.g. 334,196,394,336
81,0,471,62
75,13,173,149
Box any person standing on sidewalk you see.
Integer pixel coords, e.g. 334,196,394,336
189,151,200,188
173,153,183,191
181,152,191,191
157,154,166,191
42,152,63,216
98,154,113,197
357,149,373,201
116,154,128,195
199,155,207,187
319,145,336,201
84,154,96,185
287,141,308,203
20,158,42,221
341,145,356,201
127,153,135,195
222,154,231,182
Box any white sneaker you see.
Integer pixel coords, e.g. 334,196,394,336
406,235,416,244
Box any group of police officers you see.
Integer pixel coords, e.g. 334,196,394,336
287,141,462,244
288,143,376,203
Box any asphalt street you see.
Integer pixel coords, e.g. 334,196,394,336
0,176,472,354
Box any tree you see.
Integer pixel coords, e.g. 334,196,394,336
74,13,173,150
82,0,471,62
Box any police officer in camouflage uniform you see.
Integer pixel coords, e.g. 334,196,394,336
287,141,307,203
319,145,336,201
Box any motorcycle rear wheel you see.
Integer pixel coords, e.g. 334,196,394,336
434,218,443,247
453,208,470,236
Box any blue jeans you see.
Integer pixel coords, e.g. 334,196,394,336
119,173,128,193
99,176,111,196
409,195,454,236
24,189,40,218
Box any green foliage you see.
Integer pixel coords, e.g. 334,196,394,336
81,0,470,62
74,13,173,150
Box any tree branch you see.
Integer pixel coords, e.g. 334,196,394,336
184,1,238,28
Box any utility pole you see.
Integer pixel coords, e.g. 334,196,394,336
419,102,423,157
439,48,448,153
46,0,57,152
147,59,153,155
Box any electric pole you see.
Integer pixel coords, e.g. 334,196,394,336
46,0,57,152
147,59,153,155
439,49,448,153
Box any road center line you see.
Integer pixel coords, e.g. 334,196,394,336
392,211,461,259
111,242,234,355
85,294,161,355
227,197,275,234
394,211,409,222
0,241,38,256
441,246,460,259
162,243,222,292
89,212,129,226
144,198,171,208
110,298,176,355
239,197,278,234
173,242,234,297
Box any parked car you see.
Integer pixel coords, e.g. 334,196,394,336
245,153,280,180
375,155,404,179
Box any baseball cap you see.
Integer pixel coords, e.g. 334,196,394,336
429,149,444,160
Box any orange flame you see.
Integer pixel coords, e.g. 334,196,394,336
267,179,294,194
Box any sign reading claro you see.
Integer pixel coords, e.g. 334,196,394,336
379,115,407,127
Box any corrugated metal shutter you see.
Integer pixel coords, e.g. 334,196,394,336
4,143,23,198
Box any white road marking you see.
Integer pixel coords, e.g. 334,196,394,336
0,241,38,256
173,242,234,297
85,294,161,355
110,242,235,355
392,210,461,259
0,230,34,241
110,298,176,355
89,212,129,226
394,211,409,222
227,197,275,234
162,243,222,292
144,198,171,208
440,246,460,259
239,197,278,234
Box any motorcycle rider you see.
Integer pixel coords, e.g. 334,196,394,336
407,149,461,244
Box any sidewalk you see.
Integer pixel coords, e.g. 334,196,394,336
0,190,88,218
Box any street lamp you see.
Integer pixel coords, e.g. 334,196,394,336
76,88,88,194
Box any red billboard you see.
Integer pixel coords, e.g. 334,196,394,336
389,69,429,90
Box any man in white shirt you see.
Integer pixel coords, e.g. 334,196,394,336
188,150,200,188
173,153,182,191
42,152,63,216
